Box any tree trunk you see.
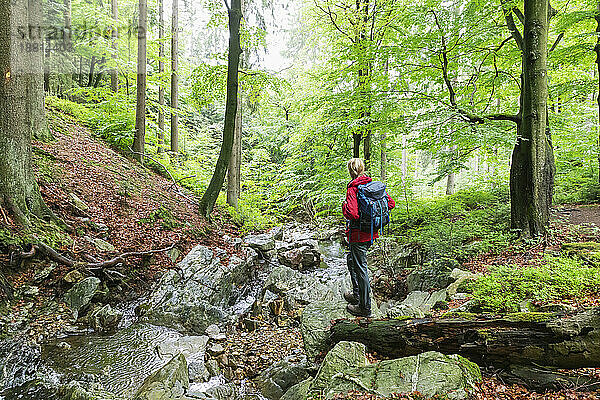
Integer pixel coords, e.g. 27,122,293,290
93,56,105,87
170,0,179,153
199,0,242,218
380,130,387,182
353,134,361,158
509,0,554,238
157,0,164,153
446,172,455,195
596,1,600,183
227,92,242,208
132,0,147,163
0,0,54,226
88,55,96,87
363,129,371,170
401,135,407,182
110,0,118,92
330,309,600,369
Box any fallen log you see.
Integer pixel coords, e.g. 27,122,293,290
329,310,600,369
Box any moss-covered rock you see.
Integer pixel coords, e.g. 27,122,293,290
312,341,367,391
323,351,481,399
133,353,189,400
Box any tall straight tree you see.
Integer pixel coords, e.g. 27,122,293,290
110,0,118,92
157,0,165,152
170,0,179,153
133,0,147,163
0,0,54,225
226,91,242,208
199,0,242,217
596,0,600,182
510,0,554,236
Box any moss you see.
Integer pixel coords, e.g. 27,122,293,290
394,315,413,321
139,206,181,230
453,354,483,382
562,242,600,253
505,312,553,323
440,311,478,320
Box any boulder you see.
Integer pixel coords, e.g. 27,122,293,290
143,245,254,334
256,355,311,400
323,351,481,399
89,304,122,333
312,341,367,391
186,382,239,400
84,236,116,253
385,290,447,318
406,257,457,292
63,270,84,284
157,336,210,383
69,193,89,212
299,300,353,360
280,378,313,400
133,353,189,400
244,233,275,253
64,277,100,318
446,268,477,297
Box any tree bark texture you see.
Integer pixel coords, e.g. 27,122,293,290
227,92,242,208
170,0,179,153
133,0,147,163
0,0,53,226
110,0,118,92
330,310,600,369
157,0,164,153
509,0,555,238
199,0,242,218
596,1,600,183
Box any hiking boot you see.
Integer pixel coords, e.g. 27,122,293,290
346,304,371,317
343,291,359,305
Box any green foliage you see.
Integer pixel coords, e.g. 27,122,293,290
392,187,514,262
139,206,181,230
467,255,600,313
222,192,278,234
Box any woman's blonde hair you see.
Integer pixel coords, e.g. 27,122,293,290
347,158,365,179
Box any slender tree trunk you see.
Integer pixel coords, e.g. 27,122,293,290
0,0,54,226
132,0,147,163
509,0,554,238
170,0,179,153
353,134,361,158
401,134,407,182
380,130,387,182
88,55,96,87
110,0,118,92
93,56,105,87
78,56,83,86
199,0,242,218
157,0,164,153
446,145,456,195
227,92,242,208
596,0,600,183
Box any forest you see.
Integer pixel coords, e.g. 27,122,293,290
3,0,600,398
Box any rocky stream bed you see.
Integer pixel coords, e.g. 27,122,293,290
0,225,482,400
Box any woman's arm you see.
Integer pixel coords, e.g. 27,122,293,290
342,187,360,220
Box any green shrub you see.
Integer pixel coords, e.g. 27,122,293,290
467,255,600,313
391,187,513,261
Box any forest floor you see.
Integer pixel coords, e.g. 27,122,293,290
3,109,600,399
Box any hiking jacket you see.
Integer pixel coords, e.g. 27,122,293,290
342,175,395,243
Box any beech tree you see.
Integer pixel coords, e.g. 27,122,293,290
170,0,179,153
199,0,242,217
157,0,165,152
0,0,54,226
133,0,147,163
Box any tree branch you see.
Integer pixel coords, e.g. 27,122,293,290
503,3,524,51
549,32,564,52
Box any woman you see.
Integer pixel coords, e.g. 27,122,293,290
342,158,395,317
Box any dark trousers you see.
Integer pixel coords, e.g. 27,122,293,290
347,241,371,311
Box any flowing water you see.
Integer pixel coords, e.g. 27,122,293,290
0,234,349,400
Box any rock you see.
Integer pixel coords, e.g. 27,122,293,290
157,336,210,382
64,277,100,318
387,244,425,275
244,233,275,253
205,324,226,341
406,257,457,292
385,290,447,318
134,353,189,400
61,381,126,400
89,304,122,333
168,247,181,263
312,341,367,391
256,355,311,400
447,268,477,297
143,245,253,334
269,226,284,241
280,378,313,400
90,221,109,232
207,343,225,357
69,193,89,212
206,359,220,377
323,351,481,399
22,285,39,297
33,264,55,282
277,240,321,270
63,270,84,284
84,236,116,253
187,382,239,400
300,300,351,359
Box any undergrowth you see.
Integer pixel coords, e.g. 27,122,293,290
391,187,514,262
466,255,600,313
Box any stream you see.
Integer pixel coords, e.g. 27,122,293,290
0,229,351,400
